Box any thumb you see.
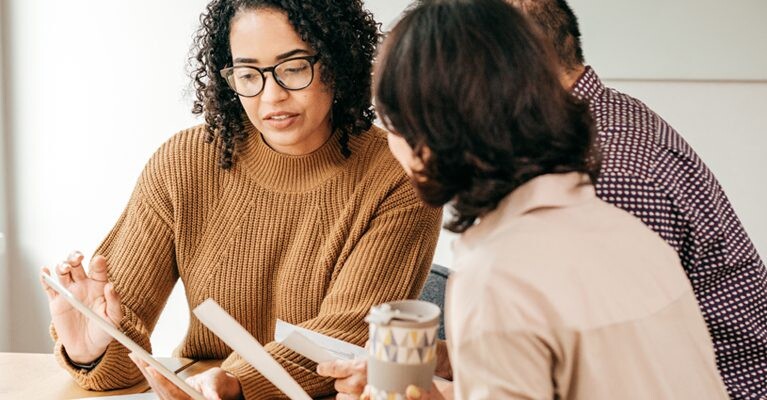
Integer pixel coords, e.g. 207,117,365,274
89,255,110,283
200,383,223,400
104,283,123,326
406,385,422,400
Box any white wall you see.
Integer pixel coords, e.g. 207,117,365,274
0,0,10,351
570,0,767,80
3,0,765,357
5,0,207,353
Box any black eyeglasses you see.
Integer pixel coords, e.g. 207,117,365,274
220,54,320,97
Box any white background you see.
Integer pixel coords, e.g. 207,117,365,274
1,0,765,356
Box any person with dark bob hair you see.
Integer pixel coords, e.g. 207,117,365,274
319,0,728,398
39,1,441,399
375,1,598,234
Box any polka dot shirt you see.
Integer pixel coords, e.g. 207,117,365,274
572,67,767,400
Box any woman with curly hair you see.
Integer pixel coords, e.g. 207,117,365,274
39,1,441,398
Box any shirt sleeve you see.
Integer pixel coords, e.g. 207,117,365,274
452,331,555,400
221,178,443,399
447,266,557,400
652,147,767,398
51,159,179,391
652,146,761,278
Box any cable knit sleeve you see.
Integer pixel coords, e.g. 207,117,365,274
222,176,442,399
51,142,180,390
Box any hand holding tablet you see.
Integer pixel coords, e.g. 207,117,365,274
41,270,206,400
40,253,121,366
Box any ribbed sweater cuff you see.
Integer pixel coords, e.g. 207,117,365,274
51,313,149,390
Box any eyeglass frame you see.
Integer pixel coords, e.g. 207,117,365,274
219,54,321,98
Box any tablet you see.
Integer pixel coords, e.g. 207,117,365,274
41,272,205,400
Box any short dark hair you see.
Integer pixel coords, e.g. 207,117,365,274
190,0,381,168
507,0,585,71
375,0,599,233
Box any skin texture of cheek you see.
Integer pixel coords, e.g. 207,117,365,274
387,132,425,177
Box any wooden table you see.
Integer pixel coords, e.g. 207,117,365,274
0,352,195,399
0,353,446,399
0,354,340,399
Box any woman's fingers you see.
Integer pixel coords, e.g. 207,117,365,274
318,359,367,396
104,283,123,325
67,251,84,267
88,255,110,283
67,251,88,282
200,383,224,400
406,385,422,400
68,260,88,282
318,359,365,378
131,353,195,400
56,263,73,286
129,354,162,397
40,267,59,299
129,353,151,382
334,372,366,395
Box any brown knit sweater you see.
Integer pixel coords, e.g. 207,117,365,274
52,124,442,398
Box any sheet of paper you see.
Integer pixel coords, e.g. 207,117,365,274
193,299,312,400
274,319,367,363
275,321,451,383
41,272,205,400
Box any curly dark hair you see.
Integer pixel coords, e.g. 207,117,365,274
375,0,600,233
189,0,380,169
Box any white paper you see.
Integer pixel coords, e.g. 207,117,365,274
41,272,205,400
274,319,367,364
193,299,312,400
275,322,451,383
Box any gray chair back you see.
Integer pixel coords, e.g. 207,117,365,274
418,264,451,340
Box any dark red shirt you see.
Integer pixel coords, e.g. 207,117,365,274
573,67,767,400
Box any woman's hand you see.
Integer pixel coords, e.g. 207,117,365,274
129,354,243,400
40,252,122,365
317,359,452,400
404,383,448,400
316,358,367,399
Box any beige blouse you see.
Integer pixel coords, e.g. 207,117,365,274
447,172,728,400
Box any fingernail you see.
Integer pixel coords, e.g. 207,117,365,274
406,385,421,399
68,251,82,261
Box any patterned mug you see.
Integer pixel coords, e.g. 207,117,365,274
365,300,441,400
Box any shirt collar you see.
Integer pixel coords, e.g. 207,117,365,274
463,172,596,240
570,66,605,103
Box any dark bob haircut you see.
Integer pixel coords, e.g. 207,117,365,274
190,0,380,168
375,0,599,233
